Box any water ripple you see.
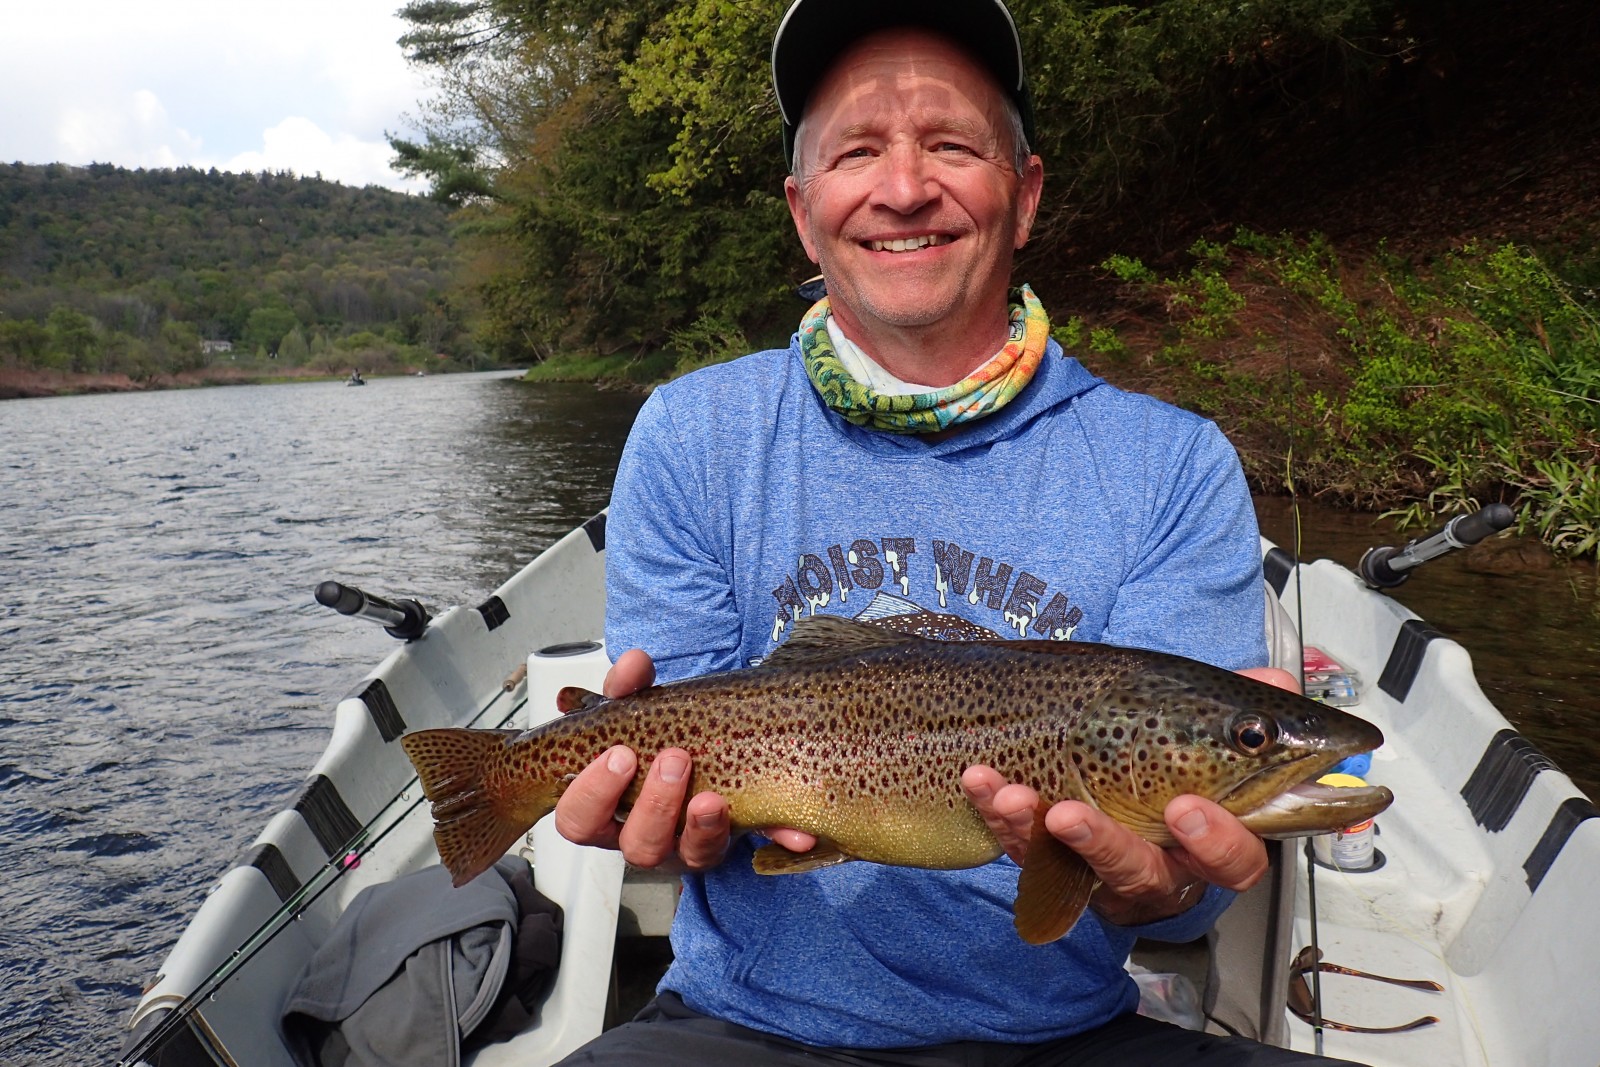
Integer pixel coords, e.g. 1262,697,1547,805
0,373,643,1064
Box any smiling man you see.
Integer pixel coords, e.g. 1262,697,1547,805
550,1,1345,1064
783,24,1042,385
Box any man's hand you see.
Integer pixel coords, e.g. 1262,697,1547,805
551,649,816,871
961,665,1300,926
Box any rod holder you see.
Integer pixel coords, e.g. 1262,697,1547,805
315,580,430,640
1358,503,1514,589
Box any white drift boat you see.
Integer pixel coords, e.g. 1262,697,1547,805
120,512,1600,1067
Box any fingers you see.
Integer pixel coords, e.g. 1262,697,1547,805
1163,795,1269,894
766,827,819,853
553,744,738,872
1047,794,1269,926
963,760,1272,926
1044,800,1172,900
961,765,1039,864
605,648,656,698
552,744,635,850
678,791,733,870
616,747,694,867
1046,799,1204,927
548,743,689,866
1236,665,1300,693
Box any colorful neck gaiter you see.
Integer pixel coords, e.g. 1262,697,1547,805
799,284,1050,434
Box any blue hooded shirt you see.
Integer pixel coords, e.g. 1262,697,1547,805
603,335,1267,1048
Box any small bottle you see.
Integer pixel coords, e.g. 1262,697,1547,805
1312,772,1378,870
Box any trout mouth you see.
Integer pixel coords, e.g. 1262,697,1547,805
1223,758,1393,838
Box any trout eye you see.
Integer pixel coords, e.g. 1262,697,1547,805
1229,715,1277,755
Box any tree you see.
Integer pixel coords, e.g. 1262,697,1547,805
279,326,311,365
0,317,50,367
46,305,100,372
388,134,495,207
241,305,299,355
159,319,204,373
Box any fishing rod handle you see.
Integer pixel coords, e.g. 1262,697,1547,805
314,580,431,640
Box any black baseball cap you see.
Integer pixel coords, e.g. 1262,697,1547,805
771,0,1034,168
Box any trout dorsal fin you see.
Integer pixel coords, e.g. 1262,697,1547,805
763,615,925,669
556,686,607,714
1013,803,1098,944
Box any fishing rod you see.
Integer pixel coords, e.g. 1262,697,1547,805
1358,504,1515,589
119,609,514,1066
119,780,430,1065
1303,841,1327,1054
1292,500,1510,1053
1279,335,1327,1054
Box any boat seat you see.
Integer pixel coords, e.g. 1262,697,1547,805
1202,838,1296,1045
1263,580,1303,685
466,642,628,1066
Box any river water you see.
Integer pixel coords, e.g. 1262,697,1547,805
1,374,1596,1064
0,373,643,1064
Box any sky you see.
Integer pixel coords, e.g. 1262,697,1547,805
0,0,439,193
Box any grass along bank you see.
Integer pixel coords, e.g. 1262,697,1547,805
1064,231,1600,559
520,314,768,389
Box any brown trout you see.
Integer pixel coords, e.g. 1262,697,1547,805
403,616,1391,944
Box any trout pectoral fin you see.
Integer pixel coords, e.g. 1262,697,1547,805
1014,804,1097,945
752,838,857,874
555,686,606,714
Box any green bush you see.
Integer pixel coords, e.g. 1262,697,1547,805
1089,230,1600,556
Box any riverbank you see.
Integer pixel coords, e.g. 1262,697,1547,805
518,349,678,390
0,365,345,400
0,365,504,400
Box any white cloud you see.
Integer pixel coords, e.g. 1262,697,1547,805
54,90,206,171
0,1,439,191
221,116,426,192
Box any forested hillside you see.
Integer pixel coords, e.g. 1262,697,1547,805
0,164,482,393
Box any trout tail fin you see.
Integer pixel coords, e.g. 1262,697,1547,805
401,728,561,887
